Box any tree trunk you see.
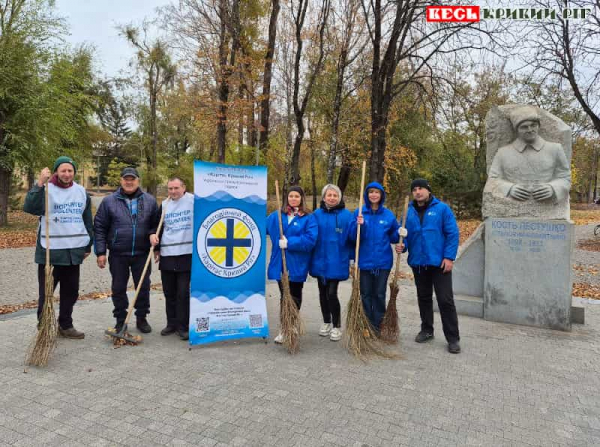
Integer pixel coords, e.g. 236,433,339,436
337,161,351,194
258,0,280,156
593,148,599,202
369,114,387,183
149,79,158,196
216,0,234,164
248,95,257,149
289,125,303,187
0,165,10,227
327,61,345,183
27,167,35,190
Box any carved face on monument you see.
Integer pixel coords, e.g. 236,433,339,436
516,120,540,144
482,104,572,220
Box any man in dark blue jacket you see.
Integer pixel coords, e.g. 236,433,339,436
398,178,461,354
94,167,158,333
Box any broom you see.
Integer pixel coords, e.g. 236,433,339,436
380,196,409,344
26,179,58,367
344,161,394,360
275,180,304,354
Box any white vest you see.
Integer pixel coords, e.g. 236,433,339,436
160,192,194,257
40,182,90,249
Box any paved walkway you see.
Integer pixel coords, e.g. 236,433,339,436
2,281,600,446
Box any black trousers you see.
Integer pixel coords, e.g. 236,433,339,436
161,270,190,331
317,278,341,328
412,266,460,342
109,254,151,322
277,280,303,310
37,264,80,329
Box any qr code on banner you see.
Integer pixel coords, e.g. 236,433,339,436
196,317,209,332
249,314,263,328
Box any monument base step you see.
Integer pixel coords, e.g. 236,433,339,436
434,295,484,318
433,295,585,324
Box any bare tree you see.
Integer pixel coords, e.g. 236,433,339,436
287,0,331,187
123,24,176,196
362,0,495,182
162,0,242,163
326,0,367,184
524,0,600,201
257,0,280,161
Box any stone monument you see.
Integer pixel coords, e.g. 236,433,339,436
452,104,577,331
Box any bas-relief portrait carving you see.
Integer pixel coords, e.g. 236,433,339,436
483,105,572,220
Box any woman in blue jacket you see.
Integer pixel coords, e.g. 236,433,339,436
353,182,406,332
309,184,354,341
266,186,318,344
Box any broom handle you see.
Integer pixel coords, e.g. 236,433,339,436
353,161,367,277
274,180,288,276
392,196,410,281
123,198,169,326
45,180,50,274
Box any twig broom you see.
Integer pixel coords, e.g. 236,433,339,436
380,196,409,344
344,161,395,360
26,180,58,367
275,180,304,354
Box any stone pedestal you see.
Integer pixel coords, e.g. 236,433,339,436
484,218,574,331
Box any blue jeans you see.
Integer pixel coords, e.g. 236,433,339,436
359,269,391,331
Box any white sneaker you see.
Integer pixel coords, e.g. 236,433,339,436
330,328,342,341
319,323,332,337
274,333,283,344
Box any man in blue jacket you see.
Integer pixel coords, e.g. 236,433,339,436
94,167,158,333
398,178,461,354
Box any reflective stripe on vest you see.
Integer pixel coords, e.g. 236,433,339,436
160,192,194,257
40,182,90,249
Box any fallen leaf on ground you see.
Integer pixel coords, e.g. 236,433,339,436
572,283,600,300
578,238,600,252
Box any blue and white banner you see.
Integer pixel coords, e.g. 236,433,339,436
190,161,269,345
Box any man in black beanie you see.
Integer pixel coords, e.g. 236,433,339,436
397,178,461,354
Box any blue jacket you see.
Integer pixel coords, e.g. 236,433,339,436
403,196,459,268
94,187,158,257
350,182,400,271
266,210,318,282
309,201,355,281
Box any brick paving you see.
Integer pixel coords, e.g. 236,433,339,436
2,281,600,446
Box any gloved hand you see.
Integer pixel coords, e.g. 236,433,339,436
398,227,408,237
279,237,288,249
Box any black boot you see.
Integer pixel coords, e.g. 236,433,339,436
114,320,124,333
136,317,152,334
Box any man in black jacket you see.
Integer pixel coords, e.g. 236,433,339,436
94,167,158,333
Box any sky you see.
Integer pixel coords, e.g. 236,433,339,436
54,0,173,79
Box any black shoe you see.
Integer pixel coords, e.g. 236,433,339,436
448,341,461,354
136,318,152,334
415,331,434,343
160,325,177,336
179,330,189,341
114,321,125,333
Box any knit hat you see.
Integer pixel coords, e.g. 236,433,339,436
410,178,432,192
509,105,540,130
321,184,342,200
287,185,306,206
53,156,77,174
